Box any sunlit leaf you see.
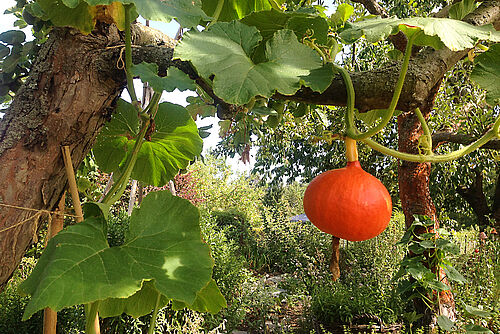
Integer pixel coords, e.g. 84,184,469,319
93,99,203,186
437,315,455,332
340,17,500,51
131,62,196,93
202,0,282,22
464,304,494,318
175,21,330,104
330,3,354,27
464,324,493,334
20,191,213,320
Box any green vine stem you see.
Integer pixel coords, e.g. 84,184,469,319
124,4,138,103
345,32,417,140
85,301,100,334
415,107,432,155
147,293,162,334
207,0,224,27
360,115,500,163
101,118,150,205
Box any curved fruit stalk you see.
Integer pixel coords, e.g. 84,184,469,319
303,138,392,241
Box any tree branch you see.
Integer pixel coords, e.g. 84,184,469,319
432,132,500,150
105,2,500,119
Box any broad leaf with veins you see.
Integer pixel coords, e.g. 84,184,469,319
471,43,500,106
174,21,333,105
131,62,196,93
93,99,202,186
340,17,500,51
202,0,283,22
99,279,226,318
33,0,208,33
20,191,214,320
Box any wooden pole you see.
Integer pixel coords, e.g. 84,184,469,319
329,236,341,281
61,146,100,334
43,193,66,334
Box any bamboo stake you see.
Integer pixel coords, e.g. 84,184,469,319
61,146,100,334
62,146,83,223
43,193,66,334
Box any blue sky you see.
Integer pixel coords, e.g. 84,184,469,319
0,1,254,173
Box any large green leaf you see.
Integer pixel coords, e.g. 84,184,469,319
437,315,455,332
471,44,500,106
241,9,329,44
464,304,494,318
84,0,209,27
20,191,213,320
34,0,207,33
98,279,225,317
35,0,96,34
464,324,493,334
174,21,330,105
441,263,467,284
202,0,281,22
340,17,500,51
131,62,196,93
93,99,203,186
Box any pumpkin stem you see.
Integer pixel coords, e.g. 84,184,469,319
345,137,358,162
329,236,341,281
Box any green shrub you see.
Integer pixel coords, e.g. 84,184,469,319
307,212,408,329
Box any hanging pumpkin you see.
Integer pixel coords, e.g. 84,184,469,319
303,138,392,242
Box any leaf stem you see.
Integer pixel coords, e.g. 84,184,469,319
415,107,432,154
345,137,358,162
101,118,150,205
208,0,224,27
147,293,162,334
345,33,417,140
124,4,138,103
85,301,100,334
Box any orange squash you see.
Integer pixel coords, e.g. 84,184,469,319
303,138,392,241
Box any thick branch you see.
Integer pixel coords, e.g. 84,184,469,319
432,132,500,150
113,2,500,119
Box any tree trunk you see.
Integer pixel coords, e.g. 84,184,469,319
0,26,124,291
398,106,456,330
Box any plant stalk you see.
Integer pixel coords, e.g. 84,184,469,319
147,293,162,334
208,0,224,27
85,301,101,334
345,137,358,162
101,119,150,205
124,4,138,103
345,33,417,140
360,114,500,162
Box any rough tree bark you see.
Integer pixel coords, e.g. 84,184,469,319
0,24,175,291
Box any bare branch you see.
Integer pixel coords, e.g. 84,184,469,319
432,132,500,150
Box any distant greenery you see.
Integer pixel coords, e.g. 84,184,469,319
1,157,498,333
